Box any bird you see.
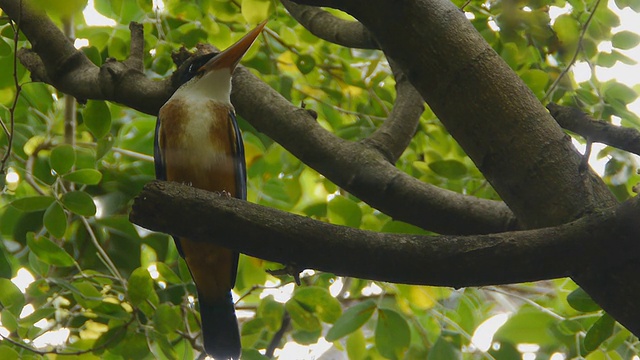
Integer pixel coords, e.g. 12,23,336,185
154,20,267,360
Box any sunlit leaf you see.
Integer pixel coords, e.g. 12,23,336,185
494,306,557,347
0,344,20,360
241,0,273,24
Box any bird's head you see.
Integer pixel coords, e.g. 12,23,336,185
175,20,267,96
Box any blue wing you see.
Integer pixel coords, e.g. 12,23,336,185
154,117,166,181
229,111,247,201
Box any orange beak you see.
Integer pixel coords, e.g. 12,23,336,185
199,20,267,74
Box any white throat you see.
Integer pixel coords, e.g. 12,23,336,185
173,69,233,105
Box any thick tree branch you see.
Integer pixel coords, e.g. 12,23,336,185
122,22,145,72
363,59,425,163
130,181,640,287
548,103,640,156
307,0,638,335
280,0,378,49
0,0,516,235
232,67,517,235
0,0,171,114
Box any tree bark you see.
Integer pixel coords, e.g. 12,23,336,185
295,0,637,334
130,181,640,288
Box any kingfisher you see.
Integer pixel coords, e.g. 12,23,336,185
154,21,267,359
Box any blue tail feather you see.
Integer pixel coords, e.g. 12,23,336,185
199,292,241,360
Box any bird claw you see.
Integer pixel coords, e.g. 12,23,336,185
267,264,302,285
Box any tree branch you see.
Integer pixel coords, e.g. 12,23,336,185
232,67,517,235
0,0,171,114
311,0,639,335
280,0,378,49
548,103,640,156
363,59,425,163
130,181,640,288
0,0,517,235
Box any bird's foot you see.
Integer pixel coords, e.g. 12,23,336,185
267,264,302,285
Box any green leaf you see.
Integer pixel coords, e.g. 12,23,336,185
520,69,549,98
328,196,362,227
153,262,182,284
584,314,615,352
285,298,321,332
494,306,557,347
292,286,342,323
0,344,20,360
0,278,25,315
50,144,76,174
61,191,97,216
603,82,638,105
71,280,103,309
62,169,103,185
1,309,19,332
428,335,462,360
326,299,376,341
296,54,316,75
241,0,273,24
43,202,67,238
10,196,55,212
26,233,75,267
375,308,410,360
258,295,285,331
612,31,640,49
128,267,153,306
553,14,580,45
429,159,467,179
96,135,115,160
381,220,428,234
0,248,11,279
154,303,181,334
81,45,102,66
19,307,56,327
0,37,11,57
346,329,366,360
241,317,266,336
291,328,322,345
84,100,112,139
567,287,600,312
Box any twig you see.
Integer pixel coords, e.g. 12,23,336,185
542,0,602,101
265,311,291,358
0,1,23,174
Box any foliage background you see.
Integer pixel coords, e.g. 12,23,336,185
0,0,639,359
